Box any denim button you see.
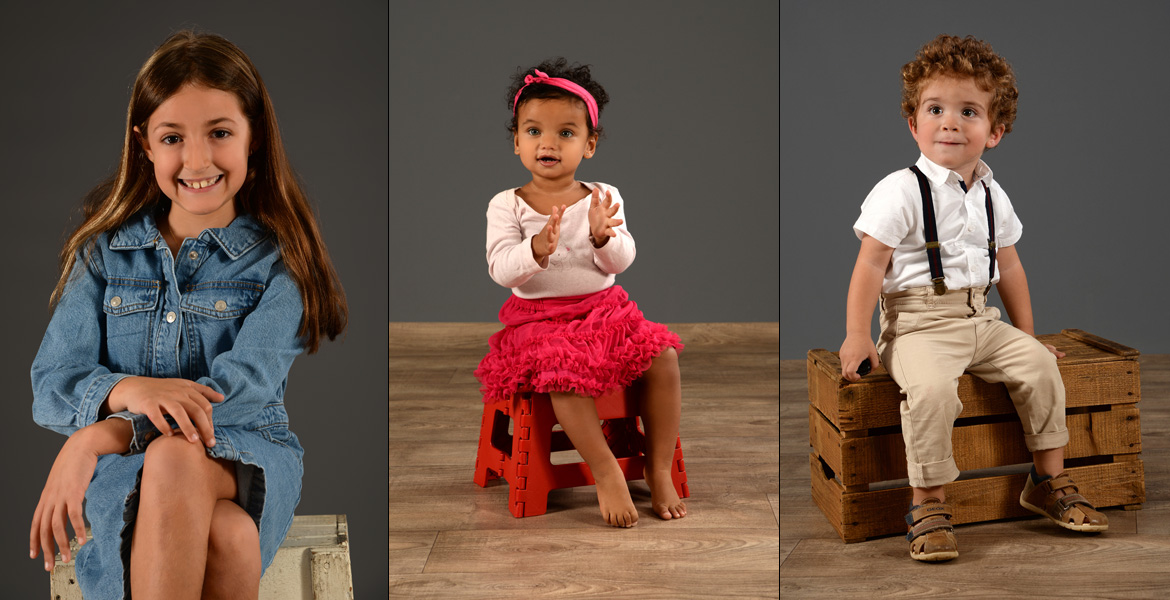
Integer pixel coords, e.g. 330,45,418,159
110,296,122,308
166,311,176,323
215,300,227,311
188,251,199,260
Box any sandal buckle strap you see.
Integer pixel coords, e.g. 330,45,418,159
906,517,954,542
906,502,953,526
1056,493,1093,512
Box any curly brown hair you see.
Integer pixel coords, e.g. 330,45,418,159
901,34,1018,135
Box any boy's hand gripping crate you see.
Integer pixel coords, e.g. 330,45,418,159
807,329,1145,543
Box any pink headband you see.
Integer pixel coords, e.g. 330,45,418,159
512,68,599,128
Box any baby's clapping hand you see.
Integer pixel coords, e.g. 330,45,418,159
588,188,622,247
532,205,565,266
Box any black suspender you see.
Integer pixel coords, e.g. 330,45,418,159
908,165,996,295
984,182,996,283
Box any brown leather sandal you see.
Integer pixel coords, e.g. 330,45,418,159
906,498,958,562
1019,472,1108,532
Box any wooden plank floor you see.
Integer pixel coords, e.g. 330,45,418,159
390,323,780,598
388,322,781,594
781,353,1170,598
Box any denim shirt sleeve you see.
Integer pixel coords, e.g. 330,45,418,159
197,260,305,429
30,247,134,441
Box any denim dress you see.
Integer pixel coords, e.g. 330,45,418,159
31,209,305,599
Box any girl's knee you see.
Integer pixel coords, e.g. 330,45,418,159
207,499,259,557
141,435,235,498
646,347,680,378
143,434,207,477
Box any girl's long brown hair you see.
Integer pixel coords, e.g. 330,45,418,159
52,30,346,353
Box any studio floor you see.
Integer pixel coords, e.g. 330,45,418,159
780,353,1170,598
389,322,780,598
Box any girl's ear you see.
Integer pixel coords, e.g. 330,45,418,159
513,132,521,156
133,126,154,162
584,133,598,159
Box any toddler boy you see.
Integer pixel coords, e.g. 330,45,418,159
838,34,1108,562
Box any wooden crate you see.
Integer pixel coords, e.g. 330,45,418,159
50,514,353,599
807,329,1145,543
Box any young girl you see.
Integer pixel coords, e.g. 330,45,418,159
27,31,346,598
475,58,687,528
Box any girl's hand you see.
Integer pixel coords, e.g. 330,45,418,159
105,377,224,447
30,429,100,571
532,205,565,266
839,334,879,383
588,188,623,247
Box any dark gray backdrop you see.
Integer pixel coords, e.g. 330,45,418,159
389,0,780,323
0,2,388,596
781,1,1170,359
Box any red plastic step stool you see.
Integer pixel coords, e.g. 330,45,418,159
473,387,689,517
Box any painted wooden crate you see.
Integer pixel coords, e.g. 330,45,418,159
50,514,353,599
807,329,1145,543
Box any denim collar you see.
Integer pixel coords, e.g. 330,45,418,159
109,209,270,260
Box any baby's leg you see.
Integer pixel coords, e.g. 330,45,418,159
130,434,247,599
201,499,261,600
630,347,687,520
550,392,638,527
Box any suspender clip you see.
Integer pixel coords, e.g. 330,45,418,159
932,278,948,296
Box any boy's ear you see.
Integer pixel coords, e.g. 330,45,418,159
907,117,919,141
133,126,154,162
986,123,1006,148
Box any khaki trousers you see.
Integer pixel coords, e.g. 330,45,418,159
877,286,1069,488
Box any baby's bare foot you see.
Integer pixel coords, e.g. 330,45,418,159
595,470,637,527
645,467,687,520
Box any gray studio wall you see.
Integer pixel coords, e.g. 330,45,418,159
781,0,1170,359
0,2,387,596
389,0,780,323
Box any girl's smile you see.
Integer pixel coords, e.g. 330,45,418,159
135,84,253,238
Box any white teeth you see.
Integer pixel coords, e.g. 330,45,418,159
183,175,221,189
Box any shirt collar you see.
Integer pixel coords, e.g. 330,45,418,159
109,208,269,260
914,153,994,189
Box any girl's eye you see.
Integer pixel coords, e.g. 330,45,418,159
161,134,181,145
928,106,942,115
527,128,540,136
211,129,231,139
560,130,574,138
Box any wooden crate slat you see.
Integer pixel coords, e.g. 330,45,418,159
812,406,1143,487
811,453,1145,543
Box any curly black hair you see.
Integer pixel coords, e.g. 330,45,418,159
507,57,610,137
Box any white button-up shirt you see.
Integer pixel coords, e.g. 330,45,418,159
853,154,1023,294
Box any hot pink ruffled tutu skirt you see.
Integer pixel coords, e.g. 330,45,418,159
475,285,683,403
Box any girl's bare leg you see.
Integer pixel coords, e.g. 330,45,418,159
550,392,638,527
630,347,687,520
130,435,242,599
201,499,261,600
